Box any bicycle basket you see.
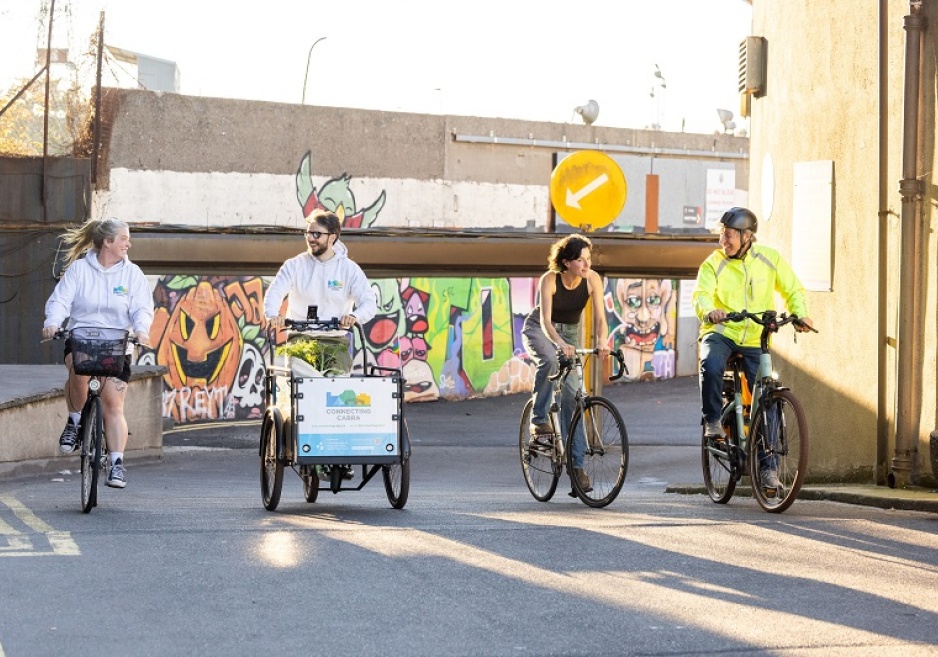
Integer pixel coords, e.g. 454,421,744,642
68,327,130,377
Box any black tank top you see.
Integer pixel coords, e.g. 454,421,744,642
551,274,590,324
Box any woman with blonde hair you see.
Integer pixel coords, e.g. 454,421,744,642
42,218,154,489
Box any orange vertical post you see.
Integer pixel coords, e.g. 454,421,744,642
645,173,659,233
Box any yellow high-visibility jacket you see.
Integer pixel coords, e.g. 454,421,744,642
693,243,808,348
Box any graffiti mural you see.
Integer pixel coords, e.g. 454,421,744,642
139,275,269,423
604,277,677,381
296,150,386,228
140,273,679,424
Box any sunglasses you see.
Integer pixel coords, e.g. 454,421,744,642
304,230,332,239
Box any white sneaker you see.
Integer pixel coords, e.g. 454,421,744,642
106,459,127,488
704,420,726,439
760,468,782,490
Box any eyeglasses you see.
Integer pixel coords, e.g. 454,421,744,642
304,230,332,239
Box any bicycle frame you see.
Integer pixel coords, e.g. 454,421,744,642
549,348,626,453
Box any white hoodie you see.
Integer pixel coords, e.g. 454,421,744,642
44,250,154,335
263,240,377,325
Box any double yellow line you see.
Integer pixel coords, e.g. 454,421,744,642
0,494,79,557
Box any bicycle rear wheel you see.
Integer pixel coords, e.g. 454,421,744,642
519,398,560,501
80,397,103,513
702,402,738,504
383,419,411,509
259,410,284,511
750,389,809,513
568,397,628,508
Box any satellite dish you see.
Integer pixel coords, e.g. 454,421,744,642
575,100,599,125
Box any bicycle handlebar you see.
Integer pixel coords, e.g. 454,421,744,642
549,348,628,383
721,309,818,333
283,317,343,332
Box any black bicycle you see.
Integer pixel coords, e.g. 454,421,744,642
53,327,136,513
519,348,629,507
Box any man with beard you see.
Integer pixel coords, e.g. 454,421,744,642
264,208,378,372
264,208,379,481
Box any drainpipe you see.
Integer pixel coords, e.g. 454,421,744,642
890,1,926,488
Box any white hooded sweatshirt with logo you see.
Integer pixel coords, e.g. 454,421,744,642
44,250,154,335
263,240,377,325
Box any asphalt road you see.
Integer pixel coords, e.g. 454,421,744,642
2,377,938,656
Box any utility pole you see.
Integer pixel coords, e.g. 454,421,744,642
41,0,57,222
302,37,327,105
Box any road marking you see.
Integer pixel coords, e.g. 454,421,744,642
0,495,80,557
565,173,609,209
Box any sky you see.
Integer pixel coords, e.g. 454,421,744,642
1,0,752,135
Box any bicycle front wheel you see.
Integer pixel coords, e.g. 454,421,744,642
383,420,411,509
702,402,738,504
519,398,560,502
567,397,628,508
749,389,809,513
259,410,284,511
80,397,103,513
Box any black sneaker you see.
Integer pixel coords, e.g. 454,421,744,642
58,419,79,454
342,465,355,480
106,459,127,488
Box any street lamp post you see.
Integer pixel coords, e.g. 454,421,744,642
302,36,327,105
651,64,667,130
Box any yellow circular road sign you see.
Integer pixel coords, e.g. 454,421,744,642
549,150,627,230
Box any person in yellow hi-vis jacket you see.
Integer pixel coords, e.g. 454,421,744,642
692,207,815,487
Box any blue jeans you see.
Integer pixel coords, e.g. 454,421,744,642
698,332,760,424
699,332,776,471
522,313,585,468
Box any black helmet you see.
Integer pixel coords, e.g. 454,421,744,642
719,207,758,233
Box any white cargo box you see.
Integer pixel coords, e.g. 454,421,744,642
294,376,401,461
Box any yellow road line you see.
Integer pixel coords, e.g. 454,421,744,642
0,495,80,556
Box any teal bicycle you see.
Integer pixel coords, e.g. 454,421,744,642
702,310,816,513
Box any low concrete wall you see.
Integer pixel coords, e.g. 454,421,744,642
0,365,166,479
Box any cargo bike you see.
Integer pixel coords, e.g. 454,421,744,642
259,310,411,510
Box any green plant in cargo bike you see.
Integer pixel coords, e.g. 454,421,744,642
275,337,347,377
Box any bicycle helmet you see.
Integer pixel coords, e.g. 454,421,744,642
719,207,758,234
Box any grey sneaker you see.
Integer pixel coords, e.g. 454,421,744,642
58,419,79,454
573,467,593,493
342,464,355,480
704,420,727,440
106,459,127,488
760,468,781,490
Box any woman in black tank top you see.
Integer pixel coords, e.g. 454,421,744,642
521,234,610,489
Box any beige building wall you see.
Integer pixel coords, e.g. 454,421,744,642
748,0,937,485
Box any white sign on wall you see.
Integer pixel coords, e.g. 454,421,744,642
791,160,833,291
705,169,736,229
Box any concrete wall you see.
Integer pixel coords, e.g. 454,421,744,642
93,89,749,231
748,1,937,485
0,366,166,479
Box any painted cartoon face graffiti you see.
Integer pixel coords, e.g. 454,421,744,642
617,278,671,352
158,281,243,389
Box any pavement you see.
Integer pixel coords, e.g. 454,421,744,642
6,365,938,513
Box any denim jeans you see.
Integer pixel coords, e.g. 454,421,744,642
522,312,585,468
698,332,776,471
